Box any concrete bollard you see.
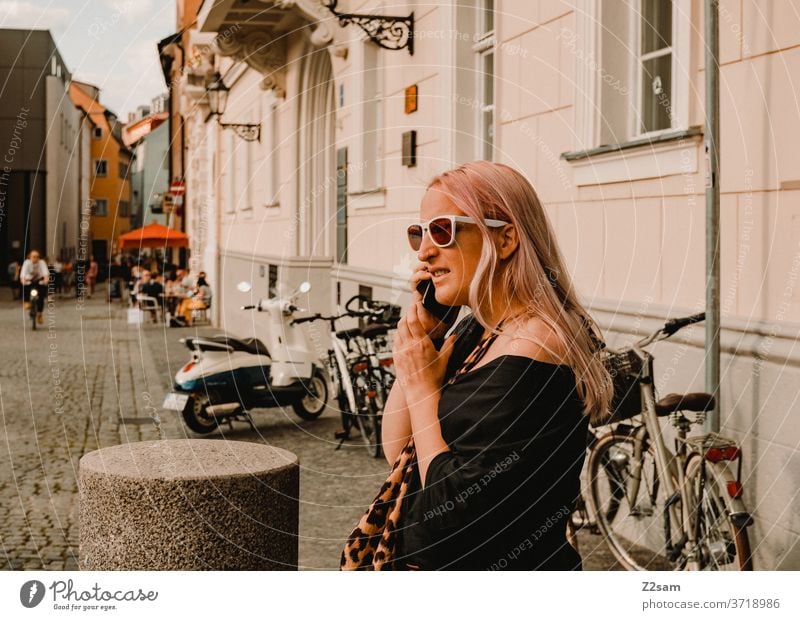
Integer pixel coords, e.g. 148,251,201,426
79,439,299,570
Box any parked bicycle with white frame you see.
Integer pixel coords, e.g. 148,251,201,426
292,295,398,457
582,312,753,571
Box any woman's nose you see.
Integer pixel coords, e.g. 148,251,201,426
417,232,438,262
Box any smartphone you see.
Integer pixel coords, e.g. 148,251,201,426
416,279,461,324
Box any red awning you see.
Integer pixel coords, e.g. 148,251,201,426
118,222,189,249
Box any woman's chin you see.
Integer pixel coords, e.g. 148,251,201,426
433,285,460,307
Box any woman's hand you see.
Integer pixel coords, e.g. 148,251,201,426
394,301,456,398
410,263,456,340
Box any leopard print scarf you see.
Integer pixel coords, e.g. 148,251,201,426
339,438,416,570
339,318,506,570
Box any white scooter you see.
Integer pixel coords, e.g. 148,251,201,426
163,281,328,434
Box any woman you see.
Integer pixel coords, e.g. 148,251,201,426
175,272,212,326
342,161,612,571
7,258,20,300
87,256,98,298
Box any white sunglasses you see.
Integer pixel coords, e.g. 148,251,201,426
407,215,508,250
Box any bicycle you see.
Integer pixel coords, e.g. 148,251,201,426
582,312,753,571
24,278,46,331
291,295,399,457
334,296,398,457
350,296,399,409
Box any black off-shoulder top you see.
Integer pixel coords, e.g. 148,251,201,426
395,313,589,570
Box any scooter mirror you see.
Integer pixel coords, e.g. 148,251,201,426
237,281,252,293
298,281,311,294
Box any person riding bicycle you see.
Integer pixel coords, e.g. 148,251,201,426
21,249,49,324
341,161,613,571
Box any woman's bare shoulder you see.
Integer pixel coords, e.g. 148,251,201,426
495,316,569,365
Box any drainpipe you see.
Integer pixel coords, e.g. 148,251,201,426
704,0,721,433
214,119,221,328
177,35,186,237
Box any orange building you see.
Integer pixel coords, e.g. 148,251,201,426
69,81,132,262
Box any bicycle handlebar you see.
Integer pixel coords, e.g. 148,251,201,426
291,311,356,325
628,311,706,351
662,312,705,336
344,294,388,316
290,313,323,325
290,294,401,330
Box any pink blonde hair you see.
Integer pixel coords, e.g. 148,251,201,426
428,161,612,424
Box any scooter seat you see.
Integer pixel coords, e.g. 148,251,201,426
207,335,270,356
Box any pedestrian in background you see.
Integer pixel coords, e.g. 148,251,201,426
7,258,20,300
51,257,63,297
20,250,49,324
174,271,211,326
87,256,98,298
62,260,73,297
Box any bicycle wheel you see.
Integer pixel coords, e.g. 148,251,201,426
333,372,355,436
328,351,355,438
587,430,680,570
352,370,382,458
684,454,753,570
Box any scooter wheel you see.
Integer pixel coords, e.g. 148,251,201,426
182,394,220,434
292,368,328,421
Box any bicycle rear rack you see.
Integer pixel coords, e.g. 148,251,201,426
682,432,739,453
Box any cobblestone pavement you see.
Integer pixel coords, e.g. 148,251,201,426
0,287,618,571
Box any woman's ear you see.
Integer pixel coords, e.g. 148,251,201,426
497,223,519,261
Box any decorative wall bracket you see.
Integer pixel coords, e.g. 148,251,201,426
220,122,261,142
204,112,262,143
204,72,262,142
323,0,414,55
214,32,287,98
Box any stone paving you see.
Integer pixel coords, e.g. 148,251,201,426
0,289,179,570
0,287,619,571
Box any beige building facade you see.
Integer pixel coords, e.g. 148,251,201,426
176,1,799,568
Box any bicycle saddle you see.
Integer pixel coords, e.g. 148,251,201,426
655,392,716,416
335,327,363,340
361,324,390,338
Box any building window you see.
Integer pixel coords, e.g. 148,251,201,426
92,199,108,217
93,126,103,139
268,264,278,298
94,160,107,177
473,0,495,160
585,0,688,147
118,160,130,180
118,201,130,217
637,0,673,135
336,147,348,264
223,132,235,214
244,108,255,211
454,1,496,163
361,41,382,190
268,102,279,205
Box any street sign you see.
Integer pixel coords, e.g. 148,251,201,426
170,180,185,195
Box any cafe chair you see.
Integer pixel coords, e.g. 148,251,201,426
190,300,211,326
137,295,160,324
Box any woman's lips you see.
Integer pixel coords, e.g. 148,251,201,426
431,269,450,281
